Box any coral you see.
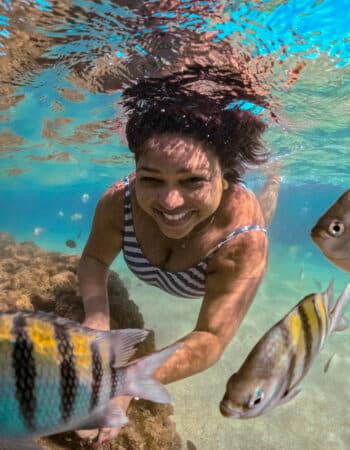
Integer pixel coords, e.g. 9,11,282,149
0,231,182,450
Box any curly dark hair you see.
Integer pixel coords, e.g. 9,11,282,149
122,65,271,183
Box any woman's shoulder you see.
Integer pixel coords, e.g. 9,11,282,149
100,178,125,205
206,185,268,276
221,183,265,228
95,177,128,229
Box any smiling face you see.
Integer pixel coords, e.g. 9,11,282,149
134,133,225,239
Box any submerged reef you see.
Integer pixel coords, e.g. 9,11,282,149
0,231,182,450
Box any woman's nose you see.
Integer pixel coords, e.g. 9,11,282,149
158,187,185,210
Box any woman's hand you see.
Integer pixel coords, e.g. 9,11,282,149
82,315,110,331
78,317,131,447
76,396,132,448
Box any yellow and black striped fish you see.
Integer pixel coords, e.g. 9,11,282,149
220,281,350,419
0,311,180,449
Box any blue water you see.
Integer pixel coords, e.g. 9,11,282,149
0,1,349,449
0,181,345,253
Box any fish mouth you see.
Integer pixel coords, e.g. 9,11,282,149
219,400,241,418
310,227,329,241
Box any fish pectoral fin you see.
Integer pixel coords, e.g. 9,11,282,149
0,438,42,450
277,386,302,407
332,316,349,332
76,401,128,430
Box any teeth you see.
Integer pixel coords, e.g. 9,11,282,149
162,211,188,221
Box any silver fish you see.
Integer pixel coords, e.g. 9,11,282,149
0,311,180,449
187,439,197,450
311,189,350,273
220,282,350,419
323,353,336,374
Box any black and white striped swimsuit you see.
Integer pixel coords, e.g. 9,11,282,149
122,176,266,298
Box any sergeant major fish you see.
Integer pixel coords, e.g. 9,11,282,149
0,311,181,449
220,282,350,419
311,189,350,273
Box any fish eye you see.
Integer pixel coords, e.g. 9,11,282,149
328,220,345,237
248,388,264,408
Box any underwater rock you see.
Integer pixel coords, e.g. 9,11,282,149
0,231,182,450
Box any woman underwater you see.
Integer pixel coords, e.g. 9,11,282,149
77,65,281,446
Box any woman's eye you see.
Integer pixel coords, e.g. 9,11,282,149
139,177,162,184
183,177,206,185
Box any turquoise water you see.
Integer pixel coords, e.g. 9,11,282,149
1,1,350,449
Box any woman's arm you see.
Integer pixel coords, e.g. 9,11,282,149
256,162,282,228
154,229,268,384
78,254,110,330
76,181,127,443
77,181,125,330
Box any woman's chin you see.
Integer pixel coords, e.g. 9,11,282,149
159,224,193,239
155,213,196,238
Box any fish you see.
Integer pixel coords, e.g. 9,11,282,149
323,353,336,374
298,263,305,282
187,439,197,450
0,311,180,449
310,189,350,273
70,213,82,221
32,227,44,237
65,230,83,249
81,193,90,204
220,282,350,419
65,239,77,249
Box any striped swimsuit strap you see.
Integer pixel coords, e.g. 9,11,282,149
122,175,266,298
204,224,267,258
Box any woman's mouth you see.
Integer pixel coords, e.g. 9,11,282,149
155,209,193,227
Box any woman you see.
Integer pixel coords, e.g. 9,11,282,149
77,66,277,446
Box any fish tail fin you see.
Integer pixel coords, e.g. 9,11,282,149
330,283,350,333
123,343,183,403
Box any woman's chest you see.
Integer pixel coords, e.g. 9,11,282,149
131,207,238,273
128,183,261,272
133,222,216,272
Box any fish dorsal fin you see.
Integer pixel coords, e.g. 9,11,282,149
332,316,349,332
27,312,86,334
324,280,334,312
94,328,149,367
329,284,350,334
